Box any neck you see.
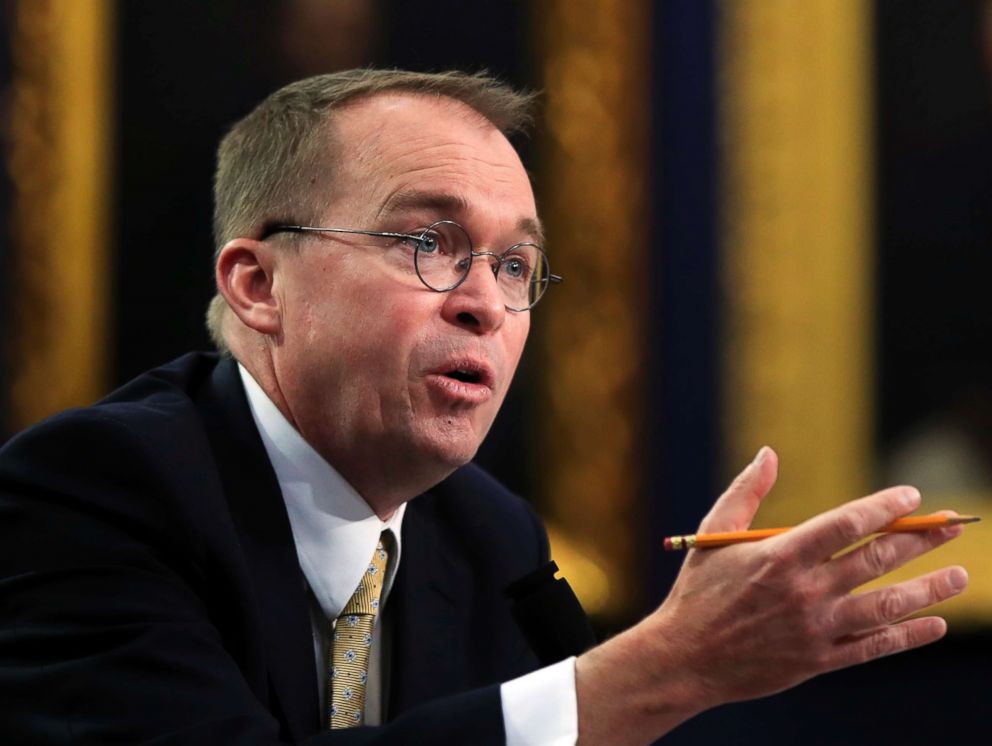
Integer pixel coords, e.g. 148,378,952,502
324,453,454,520
231,343,456,521
235,348,445,520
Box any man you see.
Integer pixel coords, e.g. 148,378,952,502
0,69,969,744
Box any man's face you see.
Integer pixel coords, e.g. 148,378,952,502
269,93,537,500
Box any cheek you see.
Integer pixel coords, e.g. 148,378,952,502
502,318,530,372
333,292,429,375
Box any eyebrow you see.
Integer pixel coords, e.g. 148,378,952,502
376,190,545,246
517,216,545,246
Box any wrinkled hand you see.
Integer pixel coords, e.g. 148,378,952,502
655,446,967,703
576,447,968,745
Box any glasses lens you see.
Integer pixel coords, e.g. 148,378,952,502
499,244,549,311
414,221,472,291
499,243,549,311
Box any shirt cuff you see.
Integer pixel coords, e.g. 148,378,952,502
500,656,578,746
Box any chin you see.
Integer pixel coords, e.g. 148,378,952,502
413,418,485,470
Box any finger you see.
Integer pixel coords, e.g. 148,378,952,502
831,566,968,637
698,446,779,533
827,616,947,671
783,486,922,567
826,514,965,593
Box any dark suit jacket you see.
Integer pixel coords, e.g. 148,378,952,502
0,353,549,744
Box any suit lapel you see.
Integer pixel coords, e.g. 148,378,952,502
387,496,473,717
196,358,319,741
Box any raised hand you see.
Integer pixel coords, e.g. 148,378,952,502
575,447,968,746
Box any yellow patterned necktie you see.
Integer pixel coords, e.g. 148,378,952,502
328,535,389,728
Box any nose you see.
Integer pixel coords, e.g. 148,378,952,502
440,255,505,334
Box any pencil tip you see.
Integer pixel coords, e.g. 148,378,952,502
951,515,981,525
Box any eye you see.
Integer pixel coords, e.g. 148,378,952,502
402,228,446,256
501,251,534,281
398,229,438,254
503,257,526,278
418,232,440,254
412,225,466,259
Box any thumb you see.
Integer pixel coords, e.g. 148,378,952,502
697,446,778,533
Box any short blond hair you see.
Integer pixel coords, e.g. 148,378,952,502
206,68,537,352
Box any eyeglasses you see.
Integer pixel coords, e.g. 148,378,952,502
262,219,562,312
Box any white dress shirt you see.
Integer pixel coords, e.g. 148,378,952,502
239,364,577,744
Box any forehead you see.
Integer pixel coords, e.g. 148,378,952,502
326,93,540,237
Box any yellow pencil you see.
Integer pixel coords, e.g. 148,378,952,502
663,514,981,551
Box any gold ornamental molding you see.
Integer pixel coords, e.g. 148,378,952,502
6,0,114,429
534,0,650,620
719,1,990,621
719,0,874,523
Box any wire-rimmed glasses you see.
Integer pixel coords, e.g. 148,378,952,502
262,220,562,311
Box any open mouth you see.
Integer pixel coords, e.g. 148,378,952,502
430,359,495,390
426,360,495,403
445,368,482,384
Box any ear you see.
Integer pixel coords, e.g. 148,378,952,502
215,238,282,337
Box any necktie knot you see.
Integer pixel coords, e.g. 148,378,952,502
340,539,388,617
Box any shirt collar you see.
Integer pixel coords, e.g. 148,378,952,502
238,363,405,621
